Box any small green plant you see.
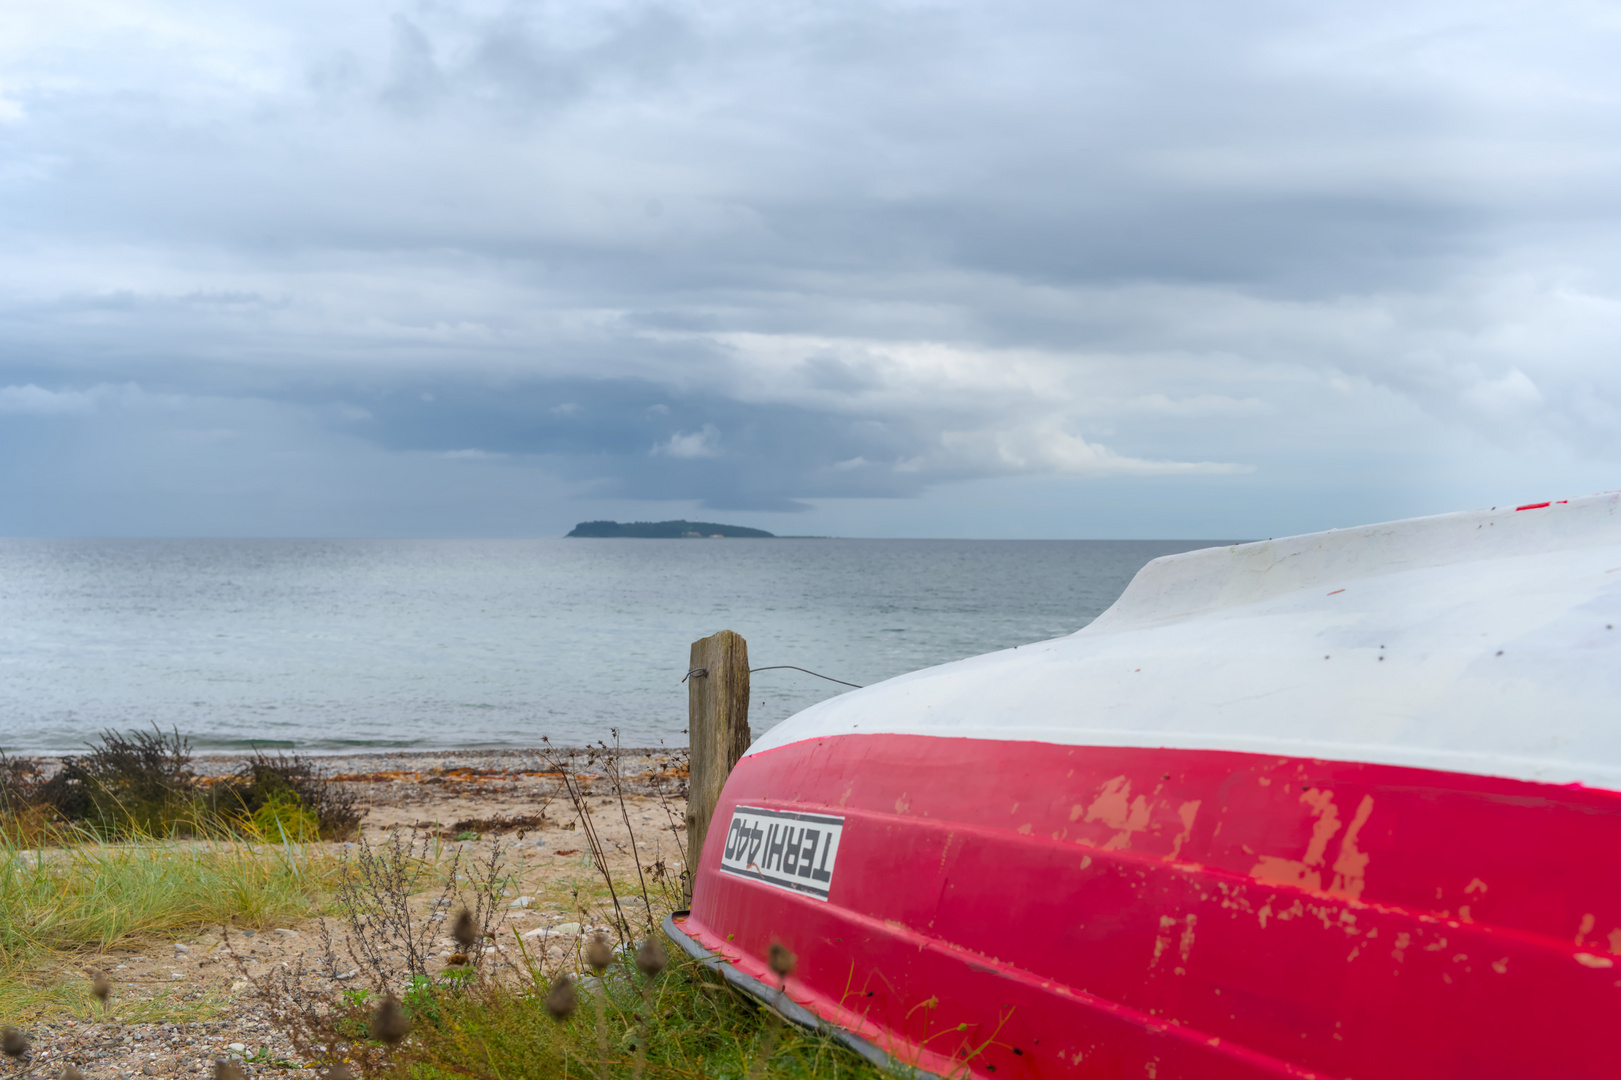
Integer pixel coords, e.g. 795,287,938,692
401,975,439,1027
250,791,322,843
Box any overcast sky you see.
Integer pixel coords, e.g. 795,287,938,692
2,0,1619,538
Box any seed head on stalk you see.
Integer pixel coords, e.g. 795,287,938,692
768,943,796,980
585,933,614,974
369,994,411,1045
91,971,112,1008
1,1026,28,1060
635,938,667,978
451,908,479,950
545,976,578,1020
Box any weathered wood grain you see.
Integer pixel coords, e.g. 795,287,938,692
684,630,750,904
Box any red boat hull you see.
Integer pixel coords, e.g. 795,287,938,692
679,733,1621,1079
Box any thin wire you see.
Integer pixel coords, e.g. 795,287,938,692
748,665,863,689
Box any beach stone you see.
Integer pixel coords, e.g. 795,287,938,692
508,896,534,909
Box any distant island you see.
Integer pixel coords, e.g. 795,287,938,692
566,519,776,538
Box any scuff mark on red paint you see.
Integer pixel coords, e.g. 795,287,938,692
1169,800,1202,859
1329,795,1374,899
1084,775,1153,850
1250,788,1343,891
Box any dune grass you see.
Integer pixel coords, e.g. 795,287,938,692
0,826,329,1022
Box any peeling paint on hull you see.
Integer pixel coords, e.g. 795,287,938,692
685,736,1621,1079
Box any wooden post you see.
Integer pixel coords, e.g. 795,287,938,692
685,629,750,906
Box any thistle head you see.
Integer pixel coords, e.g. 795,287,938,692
369,994,411,1046
768,942,796,979
1,1027,28,1060
451,908,478,949
544,975,578,1020
585,933,613,974
635,938,668,978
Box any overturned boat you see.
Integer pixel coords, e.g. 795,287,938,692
666,493,1621,1079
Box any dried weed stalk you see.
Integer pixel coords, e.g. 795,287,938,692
329,828,510,983
227,826,517,1078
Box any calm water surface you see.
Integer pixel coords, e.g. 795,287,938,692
0,538,1232,752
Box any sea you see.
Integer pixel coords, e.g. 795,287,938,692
0,538,1233,753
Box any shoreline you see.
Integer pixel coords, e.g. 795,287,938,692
15,746,687,784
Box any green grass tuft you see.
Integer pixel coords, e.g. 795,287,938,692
0,828,329,1022
391,947,888,1080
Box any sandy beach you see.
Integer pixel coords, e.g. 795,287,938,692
5,748,689,1080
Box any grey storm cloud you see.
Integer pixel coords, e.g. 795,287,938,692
1,0,1619,534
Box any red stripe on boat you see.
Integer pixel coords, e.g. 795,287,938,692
684,733,1621,1080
